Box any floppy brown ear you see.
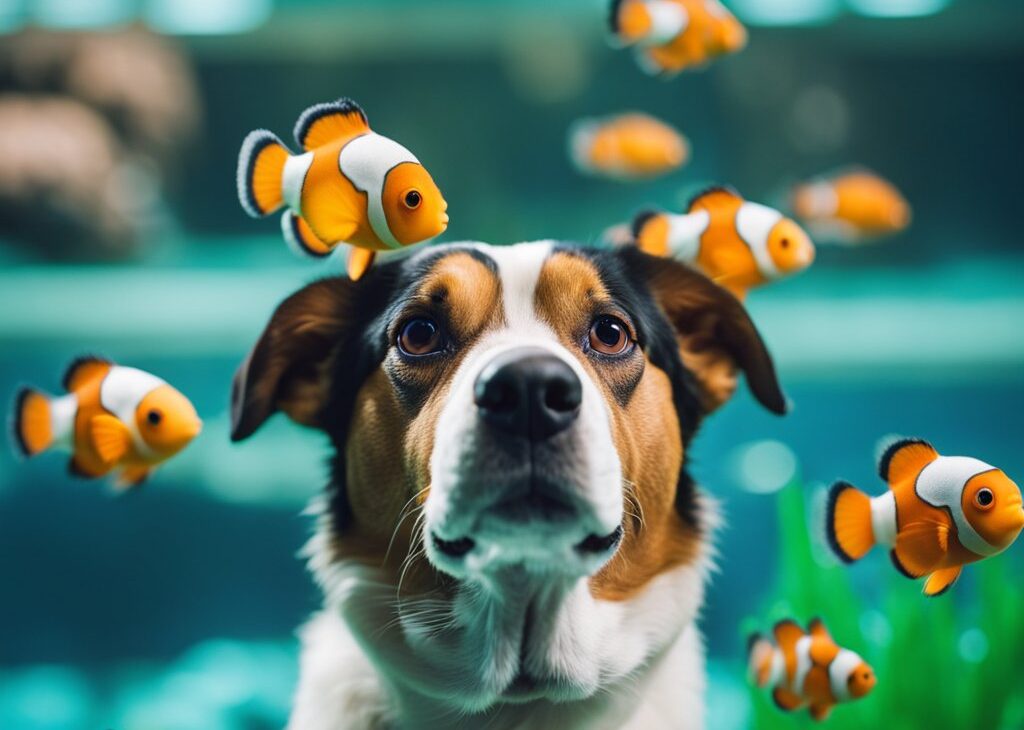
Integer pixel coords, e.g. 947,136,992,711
230,277,356,441
630,250,787,415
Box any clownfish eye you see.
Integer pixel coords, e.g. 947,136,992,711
975,488,994,508
403,190,422,210
589,316,632,356
147,409,163,426
398,317,444,356
780,237,791,249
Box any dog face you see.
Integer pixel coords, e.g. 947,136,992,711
231,241,784,711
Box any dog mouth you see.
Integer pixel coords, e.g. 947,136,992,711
431,524,623,560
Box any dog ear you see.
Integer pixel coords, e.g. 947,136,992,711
629,249,787,415
230,277,360,441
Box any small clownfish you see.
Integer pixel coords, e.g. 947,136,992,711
609,0,746,77
632,186,815,300
569,112,688,181
748,618,876,722
792,170,911,244
10,356,201,489
236,98,449,281
827,438,1024,597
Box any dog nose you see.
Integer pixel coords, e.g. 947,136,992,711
474,347,582,441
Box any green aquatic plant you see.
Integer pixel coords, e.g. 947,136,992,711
743,480,1024,730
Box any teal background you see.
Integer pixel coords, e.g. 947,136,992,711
1,1,1022,728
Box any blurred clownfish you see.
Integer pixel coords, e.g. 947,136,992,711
609,0,746,77
237,98,449,281
632,186,815,300
11,356,201,489
748,618,876,722
569,112,688,181
792,170,911,244
827,438,1024,597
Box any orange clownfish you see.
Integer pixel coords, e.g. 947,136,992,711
237,98,449,281
792,170,911,244
632,186,815,300
827,438,1024,597
748,618,876,722
11,356,202,489
569,112,688,181
609,0,747,77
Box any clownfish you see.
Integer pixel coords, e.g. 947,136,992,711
827,438,1024,597
609,0,746,77
792,170,911,244
748,618,876,722
237,97,448,281
569,112,688,181
632,186,815,300
10,356,201,489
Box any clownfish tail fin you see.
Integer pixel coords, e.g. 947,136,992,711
746,633,774,688
11,387,53,458
237,130,290,218
826,480,874,563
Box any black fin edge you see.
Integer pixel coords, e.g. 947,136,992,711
68,456,98,479
877,437,933,481
889,549,916,579
772,687,799,713
293,97,367,149
825,481,857,563
687,184,741,211
62,354,111,392
925,571,960,598
631,209,661,239
285,214,332,259
609,0,624,32
237,129,284,219
10,387,34,458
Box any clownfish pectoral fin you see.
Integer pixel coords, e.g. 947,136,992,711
877,437,939,484
62,355,112,392
809,703,833,722
347,247,376,282
293,98,369,152
281,213,337,260
826,481,875,563
116,465,152,491
923,565,962,597
892,521,948,578
11,387,53,457
237,130,291,218
89,414,130,466
772,619,804,650
68,455,111,479
772,687,803,712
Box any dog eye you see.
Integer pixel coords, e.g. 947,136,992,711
398,317,443,356
589,316,631,355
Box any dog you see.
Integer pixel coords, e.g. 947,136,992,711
230,240,786,730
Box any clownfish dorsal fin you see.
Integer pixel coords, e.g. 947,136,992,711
63,355,112,392
807,619,838,665
686,184,742,213
878,437,939,484
772,619,804,650
293,98,370,151
807,617,832,642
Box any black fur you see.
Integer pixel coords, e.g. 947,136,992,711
825,481,857,563
877,437,933,482
62,354,110,391
293,97,367,150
